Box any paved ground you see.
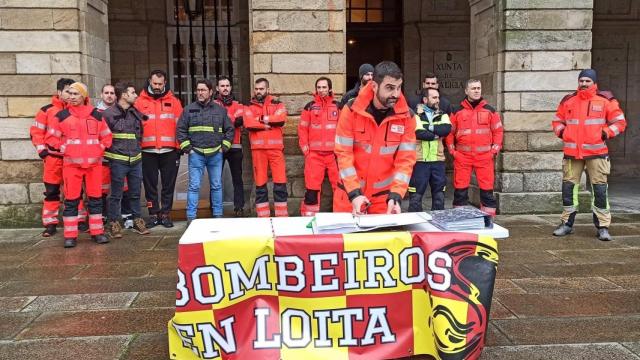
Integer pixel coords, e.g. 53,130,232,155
0,212,639,359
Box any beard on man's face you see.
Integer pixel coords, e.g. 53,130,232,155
376,91,397,108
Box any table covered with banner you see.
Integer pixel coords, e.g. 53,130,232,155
168,216,508,360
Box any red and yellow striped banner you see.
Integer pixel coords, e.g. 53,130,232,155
168,231,499,360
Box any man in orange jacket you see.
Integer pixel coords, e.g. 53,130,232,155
30,78,88,237
134,70,183,228
551,69,627,241
244,78,288,217
47,82,112,248
298,77,340,216
445,79,503,216
215,76,246,217
334,61,416,215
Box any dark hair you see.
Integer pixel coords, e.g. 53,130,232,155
422,87,439,98
114,81,135,100
217,76,231,86
255,77,269,87
149,69,167,80
56,78,75,91
423,72,438,82
373,61,403,84
315,76,332,90
101,83,114,93
196,79,213,91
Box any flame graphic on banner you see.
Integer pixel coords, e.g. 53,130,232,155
430,240,499,360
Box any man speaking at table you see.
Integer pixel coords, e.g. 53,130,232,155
334,61,416,215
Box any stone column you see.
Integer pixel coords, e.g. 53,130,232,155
248,0,346,214
469,0,594,214
0,0,110,226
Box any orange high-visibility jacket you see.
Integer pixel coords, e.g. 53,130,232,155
445,99,503,157
552,85,626,159
134,89,183,150
215,98,244,149
299,93,340,154
334,82,417,202
243,95,287,150
30,96,65,156
47,105,112,168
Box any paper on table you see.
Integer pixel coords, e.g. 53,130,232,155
356,212,431,228
312,212,432,234
314,212,356,230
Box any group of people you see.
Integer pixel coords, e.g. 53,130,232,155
30,61,627,248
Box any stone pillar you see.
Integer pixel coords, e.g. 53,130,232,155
469,0,594,214
0,0,110,226
248,0,346,214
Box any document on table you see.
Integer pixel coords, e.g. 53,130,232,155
312,212,432,234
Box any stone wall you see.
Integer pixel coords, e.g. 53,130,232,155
0,0,109,227
492,0,594,213
592,0,640,177
248,0,346,214
403,0,470,104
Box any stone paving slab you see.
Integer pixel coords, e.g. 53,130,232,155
526,262,640,278
0,264,86,282
0,312,38,339
511,276,622,293
74,262,155,279
480,343,640,360
131,291,176,309
606,275,640,290
0,336,132,360
493,316,640,345
549,248,640,264
32,236,164,251
496,264,540,279
496,291,640,318
622,342,640,356
498,250,568,266
1,276,176,296
0,297,35,312
22,293,138,312
123,332,168,360
17,308,174,339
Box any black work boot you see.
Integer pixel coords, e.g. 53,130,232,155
42,224,57,237
597,227,613,241
160,213,174,228
234,208,245,217
146,214,161,228
64,238,77,248
92,234,109,244
553,222,574,236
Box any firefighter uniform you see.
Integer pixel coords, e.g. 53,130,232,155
334,82,416,214
445,99,503,216
408,105,451,211
552,84,627,230
47,104,112,241
30,96,87,232
244,95,288,217
298,93,340,216
134,88,183,222
215,94,245,214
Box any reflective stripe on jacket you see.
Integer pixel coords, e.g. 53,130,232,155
243,95,287,150
552,84,627,159
299,93,340,154
30,96,65,156
176,100,234,156
445,99,503,157
334,82,416,201
134,89,183,150
46,105,112,168
102,104,144,164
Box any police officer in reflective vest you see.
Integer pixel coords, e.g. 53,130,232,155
408,88,451,211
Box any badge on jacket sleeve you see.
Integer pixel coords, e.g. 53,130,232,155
390,124,405,134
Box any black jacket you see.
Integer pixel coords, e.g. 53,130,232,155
102,104,144,164
176,100,234,156
339,82,361,109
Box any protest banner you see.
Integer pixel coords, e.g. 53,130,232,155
169,231,498,360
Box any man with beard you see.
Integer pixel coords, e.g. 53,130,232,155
298,77,340,216
134,70,183,228
244,78,289,217
103,82,150,238
334,61,416,214
47,82,112,248
177,79,234,223
339,63,374,109
551,69,627,241
408,88,451,211
445,79,503,217
214,76,246,217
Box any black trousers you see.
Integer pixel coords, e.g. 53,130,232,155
223,148,245,210
142,150,180,215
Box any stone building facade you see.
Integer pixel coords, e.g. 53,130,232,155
0,0,637,226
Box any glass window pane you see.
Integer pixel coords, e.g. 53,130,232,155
351,0,365,8
350,9,366,22
367,9,382,22
368,0,382,8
